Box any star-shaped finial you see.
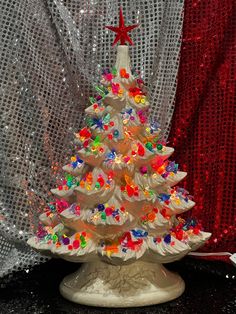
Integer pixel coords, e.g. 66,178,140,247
105,8,138,47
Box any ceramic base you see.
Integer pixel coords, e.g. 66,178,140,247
59,260,185,307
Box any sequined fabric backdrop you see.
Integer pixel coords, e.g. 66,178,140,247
0,0,184,277
169,0,236,258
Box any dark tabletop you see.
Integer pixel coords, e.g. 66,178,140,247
0,257,235,314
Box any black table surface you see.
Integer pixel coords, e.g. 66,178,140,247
0,257,235,314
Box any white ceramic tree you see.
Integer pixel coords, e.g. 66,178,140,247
28,10,211,307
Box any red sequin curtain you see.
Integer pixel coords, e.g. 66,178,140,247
168,0,236,257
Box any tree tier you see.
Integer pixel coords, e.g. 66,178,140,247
43,185,195,245
50,163,193,218
28,217,211,264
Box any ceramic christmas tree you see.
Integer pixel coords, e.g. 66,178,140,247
28,9,211,307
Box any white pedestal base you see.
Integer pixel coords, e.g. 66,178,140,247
59,261,185,307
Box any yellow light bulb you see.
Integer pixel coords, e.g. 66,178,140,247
141,97,146,104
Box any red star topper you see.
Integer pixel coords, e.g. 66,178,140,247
105,8,138,46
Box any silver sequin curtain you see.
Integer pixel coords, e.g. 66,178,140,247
0,0,184,277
